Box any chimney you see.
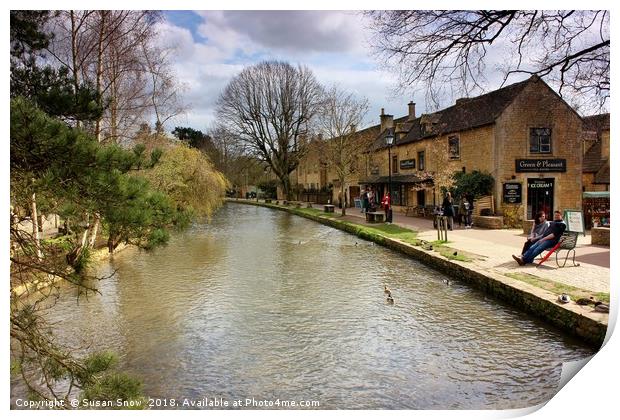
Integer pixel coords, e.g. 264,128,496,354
380,109,394,132
407,101,416,121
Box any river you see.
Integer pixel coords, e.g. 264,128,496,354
13,202,594,409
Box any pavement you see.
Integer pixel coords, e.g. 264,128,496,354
315,204,610,295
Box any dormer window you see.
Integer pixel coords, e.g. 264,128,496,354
530,128,552,153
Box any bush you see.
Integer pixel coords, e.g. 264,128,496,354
451,170,494,199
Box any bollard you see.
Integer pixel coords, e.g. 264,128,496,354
436,216,448,242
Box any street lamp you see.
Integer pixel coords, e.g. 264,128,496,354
385,128,394,222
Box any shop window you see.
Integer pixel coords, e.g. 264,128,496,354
448,136,460,159
530,128,552,153
418,151,425,171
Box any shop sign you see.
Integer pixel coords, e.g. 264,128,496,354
503,182,522,204
400,159,416,170
515,159,566,172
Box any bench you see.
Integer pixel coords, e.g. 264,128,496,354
537,231,580,268
366,211,385,223
323,204,335,213
405,205,427,217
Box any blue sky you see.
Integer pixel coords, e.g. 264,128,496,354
157,10,413,132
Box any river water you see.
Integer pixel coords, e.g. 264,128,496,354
15,203,594,409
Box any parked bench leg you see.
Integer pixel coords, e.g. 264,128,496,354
556,249,579,268
537,242,563,266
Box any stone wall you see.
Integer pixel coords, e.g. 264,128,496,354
591,227,610,246
472,215,504,229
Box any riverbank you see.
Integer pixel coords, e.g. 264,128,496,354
227,198,609,348
10,242,132,298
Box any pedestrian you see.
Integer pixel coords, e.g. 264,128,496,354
465,192,474,228
381,192,391,222
458,194,467,227
442,192,454,230
513,210,566,265
361,189,369,214
521,211,549,254
367,187,375,211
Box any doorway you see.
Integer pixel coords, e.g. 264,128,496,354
417,189,425,207
527,178,554,219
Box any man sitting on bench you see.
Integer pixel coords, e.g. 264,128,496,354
512,210,566,265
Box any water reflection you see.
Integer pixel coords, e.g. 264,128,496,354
14,203,594,409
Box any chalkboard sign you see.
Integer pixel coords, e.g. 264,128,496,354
502,182,522,204
354,198,361,209
564,209,585,235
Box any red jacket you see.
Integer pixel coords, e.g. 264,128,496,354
381,195,391,209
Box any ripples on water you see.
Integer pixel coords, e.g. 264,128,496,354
15,203,595,409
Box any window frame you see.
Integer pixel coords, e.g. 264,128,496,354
529,127,552,154
448,135,460,160
418,150,426,171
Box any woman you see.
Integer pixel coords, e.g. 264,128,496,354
522,211,549,254
381,192,391,221
442,192,454,230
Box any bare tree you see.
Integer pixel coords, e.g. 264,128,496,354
141,40,188,135
217,61,324,200
318,86,370,215
366,10,609,112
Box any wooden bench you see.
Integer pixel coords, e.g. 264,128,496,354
405,205,427,217
323,204,335,213
537,231,580,268
366,211,385,223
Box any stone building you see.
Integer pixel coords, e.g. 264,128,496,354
361,75,584,221
582,113,610,192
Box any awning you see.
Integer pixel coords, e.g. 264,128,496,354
358,175,433,185
583,191,610,198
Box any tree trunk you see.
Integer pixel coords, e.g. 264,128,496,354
87,213,100,248
341,181,346,216
31,193,43,261
94,11,107,142
70,10,81,129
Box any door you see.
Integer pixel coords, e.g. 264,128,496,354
417,190,425,207
527,178,554,219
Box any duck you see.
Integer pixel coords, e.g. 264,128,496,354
384,285,391,294
386,292,394,304
576,296,595,306
557,293,571,304
594,302,609,313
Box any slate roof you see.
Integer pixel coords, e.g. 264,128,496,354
371,77,533,150
583,113,610,133
594,160,610,184
583,141,604,173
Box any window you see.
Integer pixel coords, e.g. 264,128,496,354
418,151,425,171
448,136,460,159
392,155,398,174
530,128,552,153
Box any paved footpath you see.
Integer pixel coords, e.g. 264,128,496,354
318,205,610,295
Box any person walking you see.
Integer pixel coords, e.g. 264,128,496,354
457,194,467,227
381,192,391,222
442,192,454,230
513,210,566,265
521,211,549,254
465,192,474,228
361,188,369,214
367,187,375,211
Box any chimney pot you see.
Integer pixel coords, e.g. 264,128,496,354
407,101,416,121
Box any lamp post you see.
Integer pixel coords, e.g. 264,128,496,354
385,128,394,222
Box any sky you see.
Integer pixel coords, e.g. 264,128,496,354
158,10,416,132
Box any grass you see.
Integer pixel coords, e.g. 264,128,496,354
504,272,610,304
272,202,476,262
